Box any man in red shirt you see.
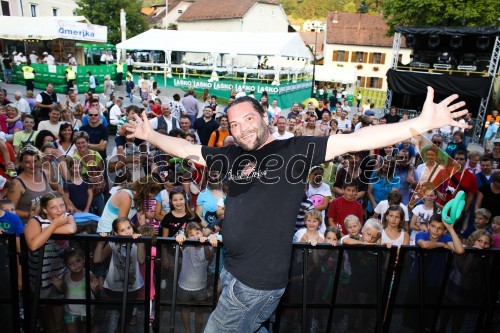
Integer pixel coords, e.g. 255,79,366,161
327,183,364,235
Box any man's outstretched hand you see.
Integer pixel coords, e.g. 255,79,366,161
124,112,152,141
420,86,469,131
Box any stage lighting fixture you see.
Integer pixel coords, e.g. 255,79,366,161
405,34,415,47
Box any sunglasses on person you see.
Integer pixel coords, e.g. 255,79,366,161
432,141,442,145
88,113,99,117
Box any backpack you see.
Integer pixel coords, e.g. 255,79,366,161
94,76,99,86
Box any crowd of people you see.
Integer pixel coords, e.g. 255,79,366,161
0,78,499,333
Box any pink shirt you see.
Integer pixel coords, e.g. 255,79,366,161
138,246,156,300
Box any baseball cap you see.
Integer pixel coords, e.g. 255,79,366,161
235,91,246,99
494,138,500,144
43,52,48,55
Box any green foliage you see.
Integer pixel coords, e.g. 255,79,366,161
75,0,149,45
382,0,499,35
282,0,381,20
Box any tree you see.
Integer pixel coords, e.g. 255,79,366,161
382,0,499,35
75,0,148,45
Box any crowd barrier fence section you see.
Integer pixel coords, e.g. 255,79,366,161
0,234,498,333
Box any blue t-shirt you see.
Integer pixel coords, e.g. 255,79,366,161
415,231,452,244
196,189,222,225
366,172,401,212
0,211,24,236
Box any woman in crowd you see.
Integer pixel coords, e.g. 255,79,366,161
61,107,81,131
34,130,57,151
7,147,72,224
83,92,93,112
351,114,359,132
97,175,163,233
103,75,115,99
26,90,36,111
366,156,400,215
445,130,467,158
475,172,500,218
413,145,445,184
5,104,22,143
56,122,76,157
72,131,106,215
329,118,341,135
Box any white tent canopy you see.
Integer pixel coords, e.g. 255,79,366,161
0,16,107,43
116,29,312,60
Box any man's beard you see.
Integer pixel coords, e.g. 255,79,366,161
234,119,269,151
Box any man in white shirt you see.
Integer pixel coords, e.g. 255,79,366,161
42,52,55,65
37,107,62,136
272,116,293,140
341,100,351,113
337,110,352,133
17,53,27,64
109,97,124,125
12,52,20,65
126,54,134,72
100,52,107,65
13,91,31,115
149,104,179,133
268,99,281,117
68,54,77,66
29,51,38,64
106,52,114,63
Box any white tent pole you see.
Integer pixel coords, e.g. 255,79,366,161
120,9,126,62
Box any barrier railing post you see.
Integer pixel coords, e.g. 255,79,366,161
84,239,92,333
169,243,181,333
211,245,221,311
418,251,424,333
4,234,21,333
381,247,407,332
143,239,152,333
119,242,132,333
324,248,344,333
153,241,163,333
301,248,309,333
29,245,45,333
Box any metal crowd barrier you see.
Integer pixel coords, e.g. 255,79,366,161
0,233,498,333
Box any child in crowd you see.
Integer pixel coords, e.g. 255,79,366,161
93,217,144,333
416,214,464,254
339,215,362,244
306,165,332,234
154,172,175,222
381,205,410,247
461,208,491,240
295,193,314,232
324,226,341,246
293,210,324,245
24,192,76,333
491,216,500,248
409,185,441,245
0,199,16,214
343,218,383,245
63,157,93,213
327,183,363,236
49,246,98,333
137,224,157,324
438,230,492,332
373,190,410,230
175,222,215,333
160,188,202,289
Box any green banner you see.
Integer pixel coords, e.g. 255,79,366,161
170,77,311,96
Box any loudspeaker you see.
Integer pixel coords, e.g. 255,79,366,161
428,35,440,49
450,35,462,49
405,34,416,48
477,36,490,51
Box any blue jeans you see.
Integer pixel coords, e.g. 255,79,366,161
187,114,196,128
3,69,12,83
204,268,285,333
127,91,134,103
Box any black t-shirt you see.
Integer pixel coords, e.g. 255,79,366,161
383,113,401,124
315,108,330,120
80,124,109,160
202,136,329,289
2,58,12,70
193,118,219,146
160,212,201,237
479,183,500,217
37,91,58,120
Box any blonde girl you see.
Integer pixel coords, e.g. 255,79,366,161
293,210,324,246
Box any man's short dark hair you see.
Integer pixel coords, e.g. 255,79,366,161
173,94,180,101
169,128,186,138
227,96,265,117
342,182,358,190
126,105,140,114
480,156,493,164
453,150,467,158
211,95,217,99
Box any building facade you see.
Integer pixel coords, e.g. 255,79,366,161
1,0,77,17
322,12,411,91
